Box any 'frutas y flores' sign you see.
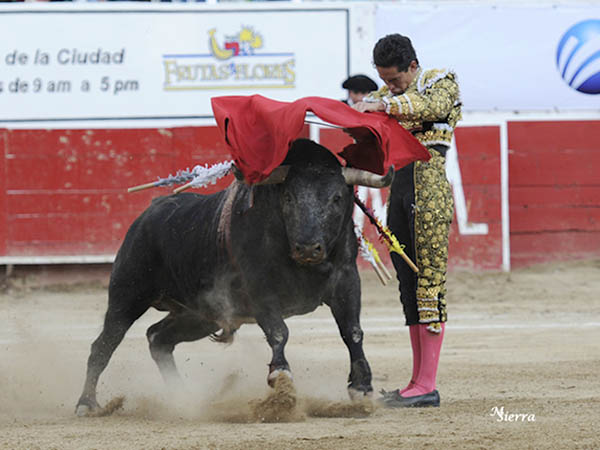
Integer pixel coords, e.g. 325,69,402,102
163,27,296,91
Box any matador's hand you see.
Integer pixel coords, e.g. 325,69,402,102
352,101,385,113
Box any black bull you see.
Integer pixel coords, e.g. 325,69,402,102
76,139,393,415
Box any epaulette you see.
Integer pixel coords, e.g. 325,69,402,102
416,69,456,94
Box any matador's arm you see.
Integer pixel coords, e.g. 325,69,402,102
382,76,459,122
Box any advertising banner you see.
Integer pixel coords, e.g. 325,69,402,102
375,4,600,111
0,5,349,125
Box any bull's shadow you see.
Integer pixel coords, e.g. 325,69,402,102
76,138,392,416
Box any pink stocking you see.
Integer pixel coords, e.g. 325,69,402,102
400,325,421,394
402,323,445,398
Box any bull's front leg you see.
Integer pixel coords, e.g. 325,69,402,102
330,268,373,399
256,311,292,386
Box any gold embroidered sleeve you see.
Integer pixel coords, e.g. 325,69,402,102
363,86,389,103
386,78,459,122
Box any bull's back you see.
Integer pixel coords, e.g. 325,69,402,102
110,191,228,302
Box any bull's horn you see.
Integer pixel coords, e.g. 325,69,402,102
342,166,394,188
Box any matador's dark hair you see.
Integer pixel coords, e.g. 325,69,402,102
373,34,419,72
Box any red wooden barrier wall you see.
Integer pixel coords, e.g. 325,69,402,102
508,120,600,267
0,128,234,257
0,132,6,257
450,126,503,271
1,120,599,270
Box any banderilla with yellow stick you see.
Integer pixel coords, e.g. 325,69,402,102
353,194,419,273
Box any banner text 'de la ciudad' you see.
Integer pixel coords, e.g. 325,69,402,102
0,7,348,123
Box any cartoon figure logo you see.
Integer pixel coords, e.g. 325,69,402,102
209,27,263,60
556,19,600,94
163,26,295,90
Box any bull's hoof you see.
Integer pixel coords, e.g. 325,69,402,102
348,386,374,401
75,404,92,417
76,396,125,417
75,399,100,417
267,368,293,388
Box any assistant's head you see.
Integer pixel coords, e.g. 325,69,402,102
342,74,378,105
373,34,419,95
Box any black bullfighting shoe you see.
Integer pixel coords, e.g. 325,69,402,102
378,389,440,408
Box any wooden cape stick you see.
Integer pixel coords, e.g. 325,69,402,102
354,195,419,273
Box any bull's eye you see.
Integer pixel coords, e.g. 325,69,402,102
333,193,342,203
283,192,293,204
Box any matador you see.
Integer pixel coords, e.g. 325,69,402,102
353,33,461,408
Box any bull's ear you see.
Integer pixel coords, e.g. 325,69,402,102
342,166,394,188
232,164,289,185
253,166,290,185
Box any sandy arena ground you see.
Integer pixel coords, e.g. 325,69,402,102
1,259,599,449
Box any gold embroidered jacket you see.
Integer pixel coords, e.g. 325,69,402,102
365,68,462,147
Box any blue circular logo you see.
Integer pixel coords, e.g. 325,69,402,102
556,19,600,94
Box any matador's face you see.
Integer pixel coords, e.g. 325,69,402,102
376,61,419,95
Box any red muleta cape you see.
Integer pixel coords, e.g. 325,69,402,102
211,95,431,184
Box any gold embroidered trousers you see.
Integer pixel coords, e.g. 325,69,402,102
388,147,453,332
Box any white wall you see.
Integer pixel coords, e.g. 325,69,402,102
1,0,598,129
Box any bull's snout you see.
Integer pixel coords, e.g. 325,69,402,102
292,242,326,265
